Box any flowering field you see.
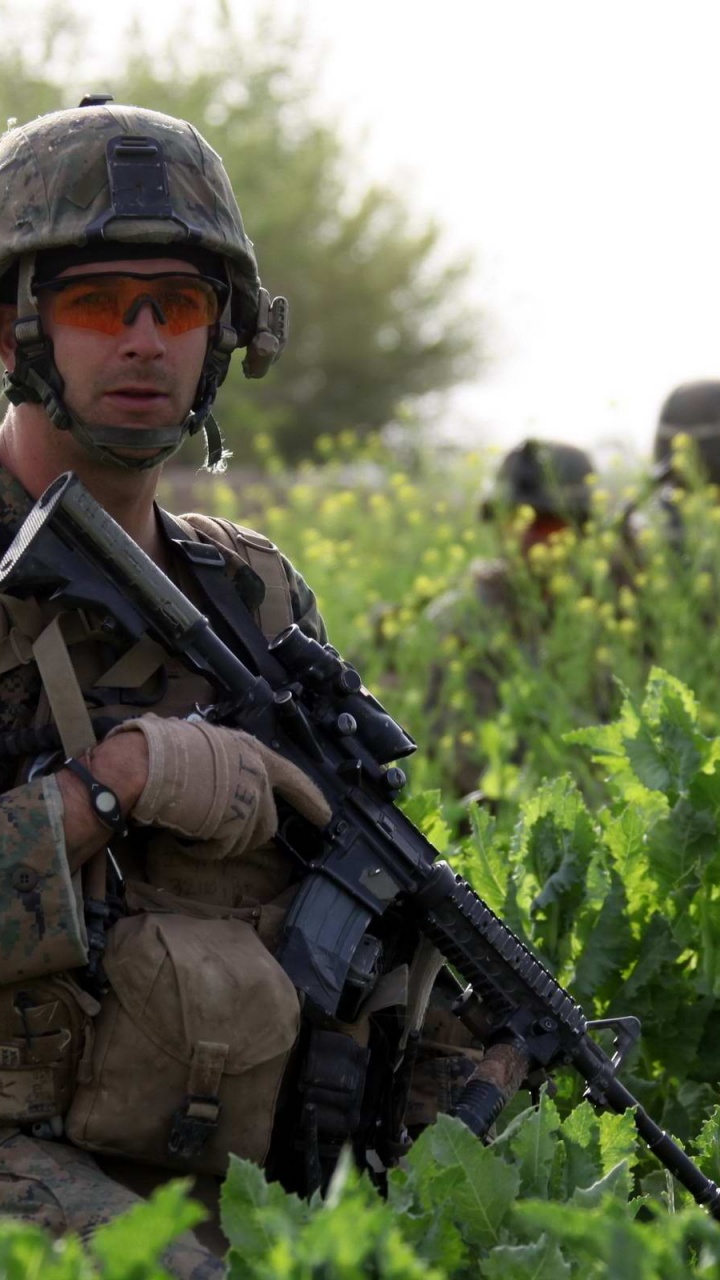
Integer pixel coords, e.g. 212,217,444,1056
6,432,720,1276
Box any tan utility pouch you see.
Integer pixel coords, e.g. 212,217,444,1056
65,910,300,1175
0,977,98,1126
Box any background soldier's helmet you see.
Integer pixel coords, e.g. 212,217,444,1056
480,438,594,525
0,97,288,469
654,381,720,485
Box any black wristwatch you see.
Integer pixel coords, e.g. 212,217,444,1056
63,757,127,837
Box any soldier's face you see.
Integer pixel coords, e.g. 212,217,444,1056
35,258,211,430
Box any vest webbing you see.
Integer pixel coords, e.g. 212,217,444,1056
167,511,293,641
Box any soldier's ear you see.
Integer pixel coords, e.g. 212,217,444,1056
0,305,17,371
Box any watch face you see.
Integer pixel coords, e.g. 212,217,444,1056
95,788,119,817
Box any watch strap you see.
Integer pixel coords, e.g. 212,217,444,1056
63,757,127,837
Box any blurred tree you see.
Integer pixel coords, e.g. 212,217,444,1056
0,2,484,462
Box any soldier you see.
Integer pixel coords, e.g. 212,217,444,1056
424,438,596,801
0,96,341,1276
0,96,485,1274
654,380,720,485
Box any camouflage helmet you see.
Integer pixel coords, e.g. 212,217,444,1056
654,381,720,485
480,438,594,525
0,96,288,470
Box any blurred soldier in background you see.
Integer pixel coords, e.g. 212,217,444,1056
648,381,720,550
617,381,720,555
654,380,720,484
424,438,596,801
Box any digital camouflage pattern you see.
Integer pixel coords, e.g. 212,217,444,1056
0,1131,224,1277
0,459,327,1271
0,776,88,982
0,103,260,341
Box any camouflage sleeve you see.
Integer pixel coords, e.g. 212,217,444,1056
0,775,88,981
280,553,328,644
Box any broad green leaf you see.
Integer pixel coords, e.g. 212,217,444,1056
645,799,716,900
462,802,508,913
502,1091,561,1199
405,1115,519,1248
572,1159,632,1208
221,1155,309,1255
623,722,672,793
693,1104,720,1182
401,789,452,853
572,870,635,1004
0,1222,97,1280
598,1109,638,1177
557,1102,605,1197
621,913,681,1001
89,1180,204,1280
482,1235,571,1279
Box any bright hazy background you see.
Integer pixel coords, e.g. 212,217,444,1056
13,0,720,466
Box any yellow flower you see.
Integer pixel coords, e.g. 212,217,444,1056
670,431,692,454
596,646,611,665
618,618,637,638
549,573,574,597
380,615,401,640
511,504,535,533
289,484,315,507
314,434,334,457
413,574,442,597
694,572,714,598
459,731,475,746
619,586,637,613
575,596,597,615
528,543,550,568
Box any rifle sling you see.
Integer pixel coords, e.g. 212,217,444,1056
158,508,285,686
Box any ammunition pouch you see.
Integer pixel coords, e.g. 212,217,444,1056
65,900,300,1176
299,1027,369,1144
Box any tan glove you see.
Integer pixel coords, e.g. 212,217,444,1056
107,714,331,859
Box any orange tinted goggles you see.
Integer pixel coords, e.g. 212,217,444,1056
35,272,225,337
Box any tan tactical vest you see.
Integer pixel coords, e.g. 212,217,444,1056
0,513,302,1173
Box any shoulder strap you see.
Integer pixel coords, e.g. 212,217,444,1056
171,512,293,640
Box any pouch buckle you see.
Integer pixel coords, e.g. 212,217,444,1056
167,1093,221,1160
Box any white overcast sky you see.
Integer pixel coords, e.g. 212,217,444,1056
12,0,720,463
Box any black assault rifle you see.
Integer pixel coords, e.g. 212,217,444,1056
0,470,718,1216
